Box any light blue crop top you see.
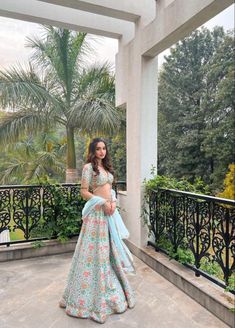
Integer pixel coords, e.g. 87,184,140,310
81,163,113,191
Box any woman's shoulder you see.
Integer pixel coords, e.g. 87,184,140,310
83,162,93,171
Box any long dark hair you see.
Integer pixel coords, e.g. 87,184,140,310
86,138,114,176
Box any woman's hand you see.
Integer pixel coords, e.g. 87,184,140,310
103,201,112,216
110,201,116,216
103,201,116,216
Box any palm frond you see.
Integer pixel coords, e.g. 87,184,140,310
0,159,29,184
0,63,62,111
73,64,114,103
0,110,47,144
25,150,65,181
0,64,46,109
26,26,92,98
69,64,118,134
0,131,66,184
69,98,120,135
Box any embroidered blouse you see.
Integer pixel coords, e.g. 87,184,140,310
81,163,113,192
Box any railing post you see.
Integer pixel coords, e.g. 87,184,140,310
195,201,200,277
155,192,159,252
173,196,177,254
52,186,58,239
25,187,29,240
224,208,230,285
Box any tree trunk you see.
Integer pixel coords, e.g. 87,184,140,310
66,126,78,183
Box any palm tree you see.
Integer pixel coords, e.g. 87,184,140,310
0,131,66,184
0,26,120,182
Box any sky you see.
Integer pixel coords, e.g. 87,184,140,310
0,4,234,70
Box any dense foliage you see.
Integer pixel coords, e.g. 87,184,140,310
144,167,210,195
158,27,234,195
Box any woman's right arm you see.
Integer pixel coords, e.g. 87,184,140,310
80,164,94,200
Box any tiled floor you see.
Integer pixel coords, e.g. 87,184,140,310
0,253,229,328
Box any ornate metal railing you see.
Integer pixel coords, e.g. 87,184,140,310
147,188,235,290
0,182,126,247
0,184,83,246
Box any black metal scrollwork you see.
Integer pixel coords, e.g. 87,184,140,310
212,203,235,284
0,184,83,246
186,198,211,270
148,188,235,289
0,189,11,234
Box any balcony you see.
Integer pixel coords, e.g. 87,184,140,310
0,184,234,327
0,1,234,327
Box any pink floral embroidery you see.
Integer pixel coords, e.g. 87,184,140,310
88,244,94,251
77,310,83,316
79,299,85,306
111,295,118,302
83,271,90,278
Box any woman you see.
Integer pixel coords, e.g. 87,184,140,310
59,137,135,323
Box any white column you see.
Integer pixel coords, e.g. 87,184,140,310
117,41,158,248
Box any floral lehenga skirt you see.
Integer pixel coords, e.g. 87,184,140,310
59,198,136,324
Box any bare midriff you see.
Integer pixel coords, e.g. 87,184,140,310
93,183,112,201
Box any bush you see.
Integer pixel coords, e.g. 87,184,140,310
144,166,210,195
31,181,85,241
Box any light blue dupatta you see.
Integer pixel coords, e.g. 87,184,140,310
82,190,135,273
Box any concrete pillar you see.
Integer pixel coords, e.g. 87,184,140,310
66,169,78,183
117,41,158,248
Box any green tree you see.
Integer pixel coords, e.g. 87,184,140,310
158,27,234,193
108,112,126,181
201,30,235,191
0,130,66,184
0,27,120,182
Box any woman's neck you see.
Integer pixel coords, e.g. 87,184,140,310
97,159,103,167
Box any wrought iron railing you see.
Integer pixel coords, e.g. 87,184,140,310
0,182,126,247
0,184,83,246
147,188,235,290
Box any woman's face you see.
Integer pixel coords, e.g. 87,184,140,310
95,141,106,161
